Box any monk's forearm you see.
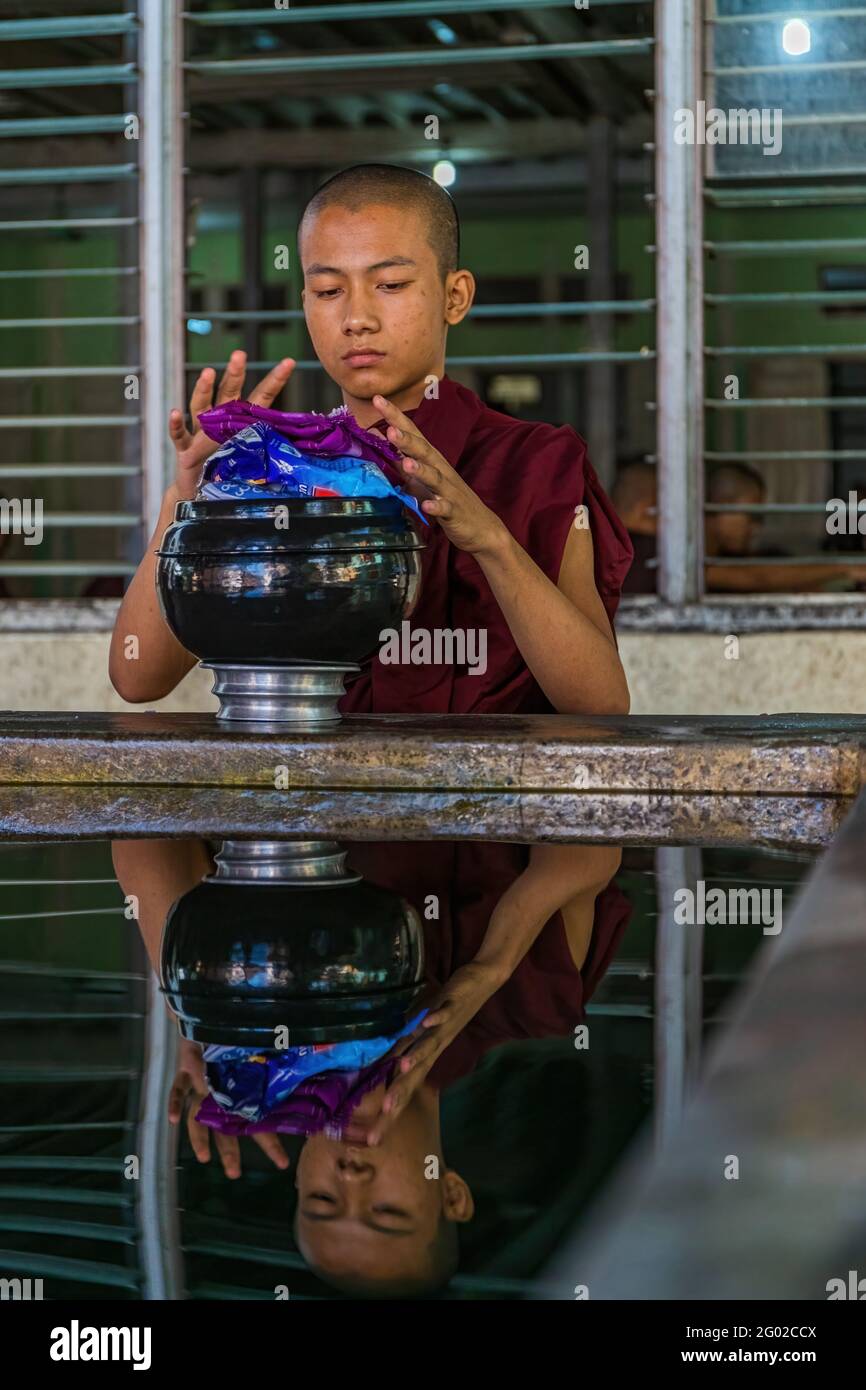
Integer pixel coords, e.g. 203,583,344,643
476,530,629,714
472,845,622,982
705,561,852,593
108,484,198,703
111,837,215,974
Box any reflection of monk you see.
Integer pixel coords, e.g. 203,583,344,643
294,840,630,1295
112,838,290,1179
112,836,629,1297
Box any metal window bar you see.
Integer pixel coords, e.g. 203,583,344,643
0,4,187,593
183,0,654,23
185,41,655,80
189,301,656,320
0,0,184,594
179,0,657,503
0,847,150,1296
0,1250,139,1291
654,0,704,602
698,2,866,600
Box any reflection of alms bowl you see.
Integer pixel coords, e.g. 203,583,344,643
160,874,426,1047
155,495,424,667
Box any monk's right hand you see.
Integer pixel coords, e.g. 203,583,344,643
168,1038,290,1179
168,350,296,500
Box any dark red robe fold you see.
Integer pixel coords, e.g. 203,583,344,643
344,840,632,1092
338,376,633,715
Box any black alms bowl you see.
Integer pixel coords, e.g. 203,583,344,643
154,495,424,665
160,876,426,1046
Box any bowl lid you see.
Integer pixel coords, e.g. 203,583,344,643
165,982,427,1047
155,495,425,554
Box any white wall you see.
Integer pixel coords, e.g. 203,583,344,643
0,630,864,715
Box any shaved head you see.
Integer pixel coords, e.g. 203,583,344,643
299,163,460,279
707,463,766,503
612,461,656,514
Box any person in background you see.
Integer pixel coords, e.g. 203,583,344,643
611,460,657,595
704,462,862,592
822,479,866,559
610,460,864,594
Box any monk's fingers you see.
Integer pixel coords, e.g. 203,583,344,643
388,1029,424,1060
421,1005,453,1029
186,1112,212,1165
248,357,296,407
213,1132,242,1179
393,469,437,505
183,428,221,471
372,393,416,436
215,350,248,405
252,1132,290,1170
188,367,216,432
168,409,194,455
366,1087,412,1144
371,392,453,468
187,1049,208,1093
397,451,452,497
167,1072,191,1124
339,1121,373,1146
363,1116,394,1148
381,1071,424,1120
388,425,447,473
421,496,454,520
394,1031,440,1076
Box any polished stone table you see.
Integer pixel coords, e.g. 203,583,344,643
0,712,864,844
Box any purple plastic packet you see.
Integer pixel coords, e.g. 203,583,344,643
197,421,429,523
198,399,401,471
194,1053,397,1140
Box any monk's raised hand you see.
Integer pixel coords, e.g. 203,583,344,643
373,393,508,559
169,351,295,500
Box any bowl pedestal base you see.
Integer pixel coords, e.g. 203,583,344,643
201,660,360,724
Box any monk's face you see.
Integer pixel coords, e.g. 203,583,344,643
300,202,472,420
294,1084,472,1288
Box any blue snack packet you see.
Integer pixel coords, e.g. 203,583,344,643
202,1009,428,1123
198,421,428,525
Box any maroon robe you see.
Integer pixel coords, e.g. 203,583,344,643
345,840,632,1092
338,376,633,715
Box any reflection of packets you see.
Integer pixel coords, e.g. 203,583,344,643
202,1011,427,1122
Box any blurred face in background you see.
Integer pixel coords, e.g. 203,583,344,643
705,478,765,557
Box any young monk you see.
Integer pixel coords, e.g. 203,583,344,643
291,837,628,1298
109,164,631,715
112,833,628,1297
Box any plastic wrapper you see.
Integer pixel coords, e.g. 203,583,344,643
197,415,428,524
195,1009,427,1138
199,399,401,470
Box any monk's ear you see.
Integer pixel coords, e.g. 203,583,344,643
442,1169,475,1223
444,269,475,326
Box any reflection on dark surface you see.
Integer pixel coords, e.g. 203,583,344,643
160,840,427,1047
0,836,813,1299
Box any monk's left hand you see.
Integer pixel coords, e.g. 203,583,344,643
373,394,508,558
359,961,502,1147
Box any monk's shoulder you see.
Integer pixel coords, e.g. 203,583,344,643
471,399,588,463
